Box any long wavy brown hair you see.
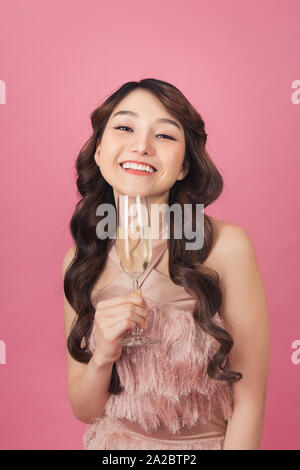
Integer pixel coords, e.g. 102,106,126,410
64,78,242,394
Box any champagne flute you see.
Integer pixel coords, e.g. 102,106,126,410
115,194,161,347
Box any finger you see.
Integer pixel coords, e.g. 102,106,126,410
104,320,137,343
129,291,147,307
111,316,147,333
109,312,148,330
96,291,146,310
96,303,147,320
132,288,141,296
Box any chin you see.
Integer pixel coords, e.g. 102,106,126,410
116,182,150,196
124,189,151,199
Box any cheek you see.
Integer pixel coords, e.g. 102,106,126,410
101,130,121,152
166,151,184,170
98,141,120,166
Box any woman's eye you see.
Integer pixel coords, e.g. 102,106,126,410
114,126,133,133
114,126,175,141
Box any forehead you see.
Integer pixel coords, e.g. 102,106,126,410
115,89,163,108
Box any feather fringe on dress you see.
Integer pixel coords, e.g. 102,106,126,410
83,299,234,449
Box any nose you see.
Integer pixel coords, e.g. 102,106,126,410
130,131,154,155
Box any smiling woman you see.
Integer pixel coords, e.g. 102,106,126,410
62,78,270,450
93,86,188,206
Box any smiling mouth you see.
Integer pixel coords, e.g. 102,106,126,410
119,162,157,176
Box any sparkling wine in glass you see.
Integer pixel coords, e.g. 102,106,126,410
115,194,161,347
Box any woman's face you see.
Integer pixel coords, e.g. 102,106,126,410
94,89,188,206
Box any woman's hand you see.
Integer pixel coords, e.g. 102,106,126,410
92,292,148,364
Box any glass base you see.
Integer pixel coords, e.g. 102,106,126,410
119,335,161,347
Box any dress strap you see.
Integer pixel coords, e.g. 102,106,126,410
136,237,168,289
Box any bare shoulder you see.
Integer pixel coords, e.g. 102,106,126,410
155,217,254,279
205,216,257,278
209,216,254,252
206,216,267,326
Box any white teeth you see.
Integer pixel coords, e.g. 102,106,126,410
121,162,155,173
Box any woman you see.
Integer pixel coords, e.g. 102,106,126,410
62,78,270,450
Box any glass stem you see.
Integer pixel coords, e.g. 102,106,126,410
133,278,139,335
133,278,138,292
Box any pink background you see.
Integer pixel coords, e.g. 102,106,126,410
0,0,299,450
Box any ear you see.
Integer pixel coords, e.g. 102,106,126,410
177,160,190,181
94,144,101,166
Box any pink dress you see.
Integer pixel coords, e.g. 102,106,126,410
83,229,234,450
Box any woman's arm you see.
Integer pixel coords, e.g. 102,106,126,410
62,246,114,424
214,224,270,450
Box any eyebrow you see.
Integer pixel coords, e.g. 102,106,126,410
112,110,182,132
